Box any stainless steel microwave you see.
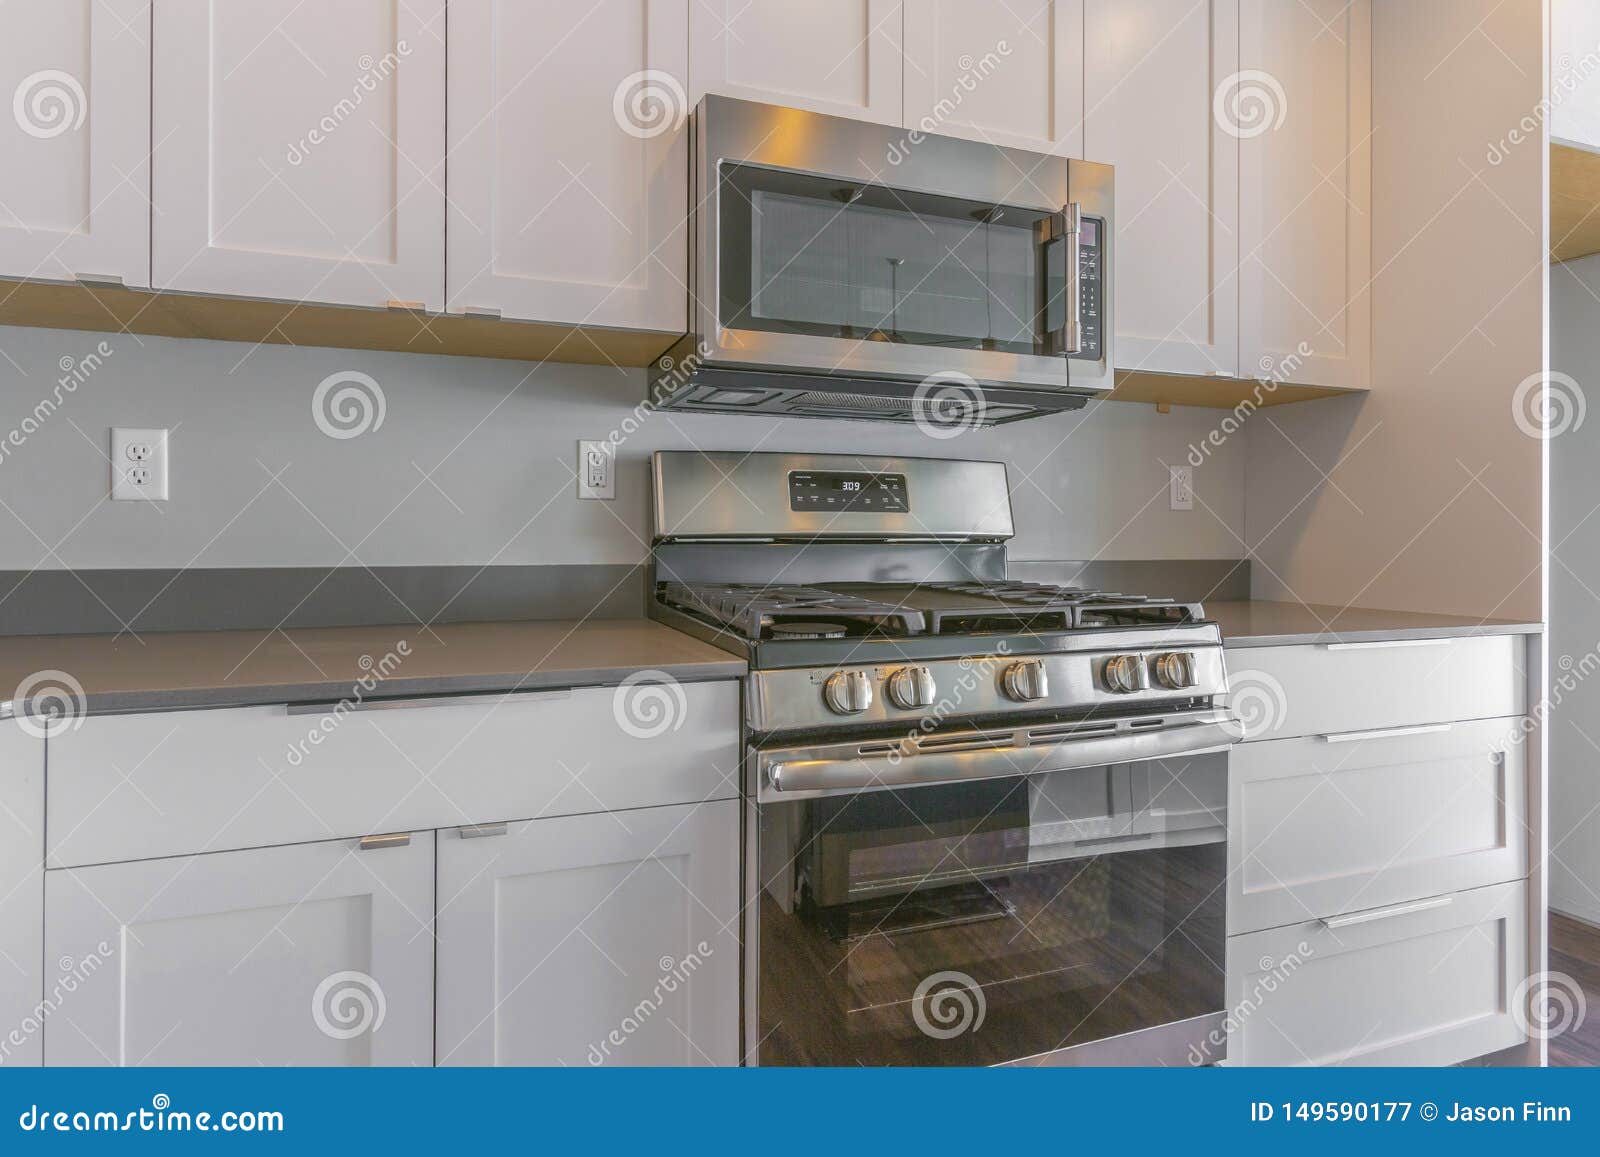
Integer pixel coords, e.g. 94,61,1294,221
649,95,1114,427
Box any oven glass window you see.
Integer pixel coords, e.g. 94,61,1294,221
718,163,1070,356
757,758,1227,1066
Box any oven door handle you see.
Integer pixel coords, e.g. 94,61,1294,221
761,714,1243,798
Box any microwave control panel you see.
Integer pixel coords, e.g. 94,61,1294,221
1070,215,1105,363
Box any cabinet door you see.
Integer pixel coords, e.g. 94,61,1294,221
43,834,434,1066
0,728,44,1066
1553,0,1600,149
1228,718,1527,936
690,0,903,125
446,0,686,330
1084,0,1239,377
902,0,1082,155
1239,0,1370,389
0,0,149,286
436,801,740,1066
151,0,445,308
1226,880,1527,1066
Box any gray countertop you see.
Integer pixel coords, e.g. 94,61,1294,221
0,619,745,716
1208,600,1542,648
0,602,1541,717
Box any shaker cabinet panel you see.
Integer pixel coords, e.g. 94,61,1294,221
902,0,1083,156
1228,718,1528,936
446,0,687,330
0,0,150,286
691,0,903,126
43,834,434,1066
0,728,45,1066
1227,881,1527,1067
1239,0,1370,389
151,0,445,308
1084,0,1240,378
436,801,740,1067
1553,0,1600,149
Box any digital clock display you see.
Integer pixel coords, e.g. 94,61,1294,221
788,471,909,513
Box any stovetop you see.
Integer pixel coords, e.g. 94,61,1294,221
658,579,1205,642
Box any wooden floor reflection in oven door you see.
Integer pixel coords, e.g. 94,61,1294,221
759,841,1225,1066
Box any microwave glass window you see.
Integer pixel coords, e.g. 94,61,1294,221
720,164,1069,357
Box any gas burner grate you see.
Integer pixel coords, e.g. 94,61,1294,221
660,582,925,640
658,580,1204,640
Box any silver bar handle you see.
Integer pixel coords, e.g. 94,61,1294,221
1318,723,1452,745
1322,638,1453,651
764,714,1243,797
358,832,412,851
75,272,125,288
1036,204,1082,356
1321,896,1452,929
457,823,508,840
1063,202,1081,355
287,688,572,715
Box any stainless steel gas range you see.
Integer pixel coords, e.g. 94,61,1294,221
648,451,1244,1067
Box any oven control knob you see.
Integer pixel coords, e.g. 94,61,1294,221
886,666,938,710
1001,659,1049,702
1102,654,1150,694
822,669,874,715
1152,651,1198,690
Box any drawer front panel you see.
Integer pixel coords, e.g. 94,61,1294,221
1228,718,1527,935
48,682,740,868
1226,880,1527,1067
1226,635,1524,742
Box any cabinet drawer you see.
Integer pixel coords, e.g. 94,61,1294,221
1226,880,1527,1066
1227,635,1524,742
1228,718,1527,935
48,681,739,868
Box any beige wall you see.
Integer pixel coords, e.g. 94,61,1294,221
1245,0,1544,620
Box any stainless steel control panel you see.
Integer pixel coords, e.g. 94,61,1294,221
746,642,1229,734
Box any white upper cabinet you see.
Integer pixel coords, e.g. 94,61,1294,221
446,0,686,331
0,0,150,287
691,0,903,125
1084,0,1240,378
150,0,445,309
1554,0,1600,149
1239,0,1370,390
902,0,1083,156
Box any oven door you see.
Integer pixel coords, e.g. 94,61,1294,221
749,725,1231,1067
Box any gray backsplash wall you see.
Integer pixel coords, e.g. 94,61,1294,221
0,325,1246,572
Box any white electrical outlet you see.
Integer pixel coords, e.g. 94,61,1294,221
577,440,615,500
111,428,169,500
1169,465,1194,511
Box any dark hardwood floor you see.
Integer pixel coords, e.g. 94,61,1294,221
1548,912,1600,1066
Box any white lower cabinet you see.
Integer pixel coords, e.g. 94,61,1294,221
1228,718,1527,936
0,728,45,1067
43,834,435,1066
436,800,740,1066
1226,880,1527,1067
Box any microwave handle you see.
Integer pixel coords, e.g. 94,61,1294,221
1037,203,1082,356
